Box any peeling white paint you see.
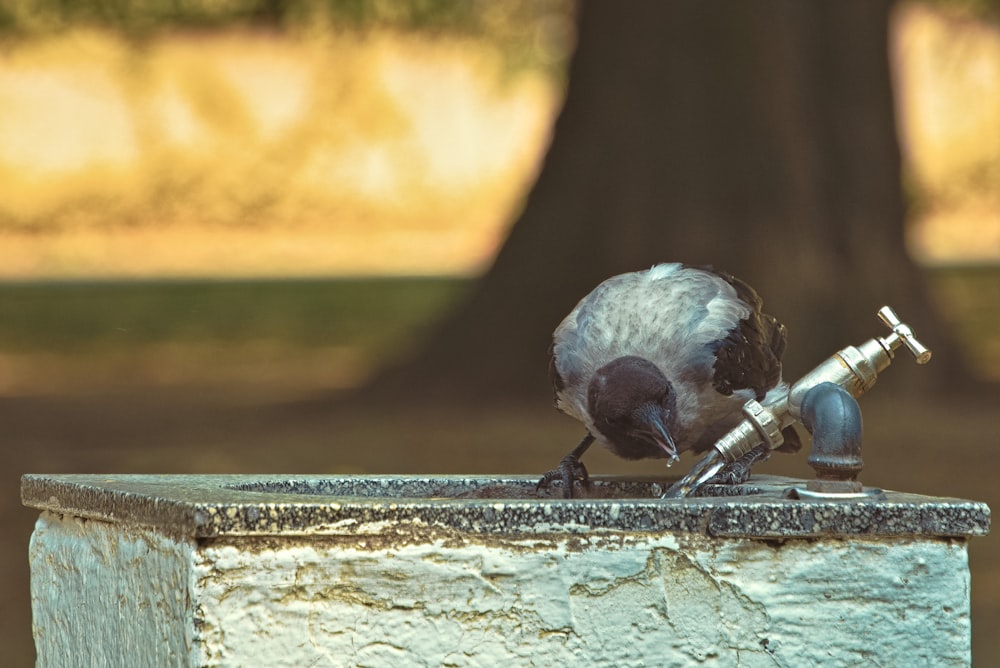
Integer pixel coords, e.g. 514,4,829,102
29,511,972,667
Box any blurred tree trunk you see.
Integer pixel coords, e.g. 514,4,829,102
365,0,967,404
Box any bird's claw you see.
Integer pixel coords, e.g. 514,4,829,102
536,455,590,499
705,443,771,486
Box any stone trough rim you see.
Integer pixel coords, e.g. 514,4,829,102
21,473,991,541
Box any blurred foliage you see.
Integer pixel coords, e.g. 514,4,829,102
0,0,576,72
0,1,570,245
932,0,1000,22
894,2,1000,264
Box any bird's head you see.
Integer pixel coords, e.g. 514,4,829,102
587,356,679,461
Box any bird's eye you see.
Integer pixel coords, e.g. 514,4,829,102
600,412,625,428
659,390,675,411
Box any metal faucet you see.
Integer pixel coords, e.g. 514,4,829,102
662,306,931,499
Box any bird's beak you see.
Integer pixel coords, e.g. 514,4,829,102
647,411,679,465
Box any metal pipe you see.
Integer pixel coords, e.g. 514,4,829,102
801,382,864,493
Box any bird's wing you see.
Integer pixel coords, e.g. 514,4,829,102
704,268,786,400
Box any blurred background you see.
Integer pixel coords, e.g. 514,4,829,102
2,0,999,664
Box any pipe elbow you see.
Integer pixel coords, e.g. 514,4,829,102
801,382,863,485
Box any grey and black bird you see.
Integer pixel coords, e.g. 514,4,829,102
539,263,800,498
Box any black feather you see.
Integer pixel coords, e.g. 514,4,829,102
701,268,786,401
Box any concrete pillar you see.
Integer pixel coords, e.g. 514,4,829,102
23,474,990,667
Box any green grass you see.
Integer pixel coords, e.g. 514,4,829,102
1,265,997,353
0,266,997,384
0,277,470,356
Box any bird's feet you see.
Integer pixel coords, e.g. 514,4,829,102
536,454,591,499
706,443,772,486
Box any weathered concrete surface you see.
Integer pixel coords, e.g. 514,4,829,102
29,513,195,667
24,474,988,666
191,533,971,667
30,510,973,667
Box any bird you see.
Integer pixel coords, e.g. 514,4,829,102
538,263,800,498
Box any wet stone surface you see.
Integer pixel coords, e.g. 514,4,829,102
21,473,991,540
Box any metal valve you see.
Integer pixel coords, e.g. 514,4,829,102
877,306,932,365
785,305,932,420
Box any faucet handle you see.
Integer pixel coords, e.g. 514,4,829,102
877,306,932,364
